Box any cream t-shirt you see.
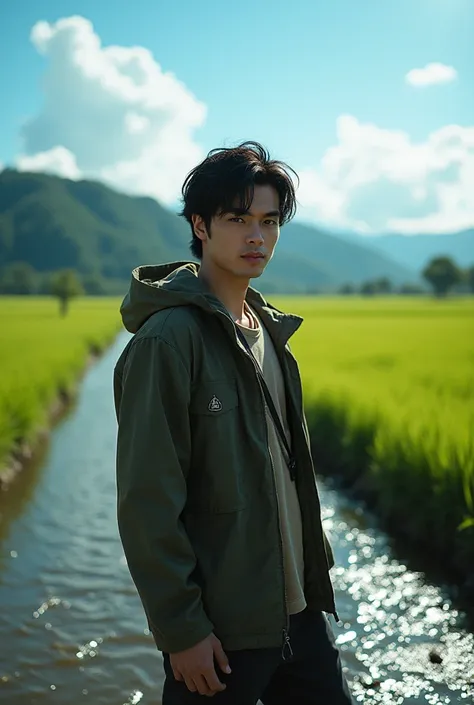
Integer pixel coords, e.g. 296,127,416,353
236,303,306,615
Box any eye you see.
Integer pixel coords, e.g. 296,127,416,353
229,217,245,223
264,219,278,226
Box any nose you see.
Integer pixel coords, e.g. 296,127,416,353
246,222,264,245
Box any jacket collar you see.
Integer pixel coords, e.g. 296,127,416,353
192,269,303,348
122,260,303,347
246,290,303,348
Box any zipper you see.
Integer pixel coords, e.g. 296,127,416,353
267,444,292,661
233,328,292,659
282,627,293,661
282,365,339,619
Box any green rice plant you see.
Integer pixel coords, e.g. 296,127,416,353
275,295,474,566
0,297,121,476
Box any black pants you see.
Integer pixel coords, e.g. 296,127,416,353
162,608,355,704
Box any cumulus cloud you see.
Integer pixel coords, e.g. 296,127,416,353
405,62,457,87
17,146,81,180
17,15,206,203
297,116,474,234
15,16,471,235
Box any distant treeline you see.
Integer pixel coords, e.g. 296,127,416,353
1,256,473,300
328,256,474,297
0,261,125,297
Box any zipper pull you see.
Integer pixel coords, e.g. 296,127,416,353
287,457,296,482
281,629,294,661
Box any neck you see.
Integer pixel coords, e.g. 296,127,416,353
198,259,249,323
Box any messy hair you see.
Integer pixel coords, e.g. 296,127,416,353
180,141,299,258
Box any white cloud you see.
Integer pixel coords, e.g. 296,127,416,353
297,116,474,234
14,16,472,235
17,146,81,180
16,15,206,203
405,62,457,87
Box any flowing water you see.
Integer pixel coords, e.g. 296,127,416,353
0,332,473,704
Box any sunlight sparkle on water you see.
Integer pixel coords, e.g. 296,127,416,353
336,630,357,645
324,488,474,703
123,690,143,704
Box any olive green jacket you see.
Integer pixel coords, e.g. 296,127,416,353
114,262,337,654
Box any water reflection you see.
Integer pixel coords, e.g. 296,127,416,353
0,437,53,548
323,494,474,703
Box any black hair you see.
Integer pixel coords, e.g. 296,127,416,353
180,141,299,259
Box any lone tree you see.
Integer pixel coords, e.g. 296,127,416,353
422,256,462,297
50,269,84,316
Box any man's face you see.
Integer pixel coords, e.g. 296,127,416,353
193,184,280,280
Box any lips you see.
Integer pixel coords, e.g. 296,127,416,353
242,253,265,259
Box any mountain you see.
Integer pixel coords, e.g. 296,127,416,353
278,222,416,287
0,168,190,281
0,168,418,294
346,230,474,271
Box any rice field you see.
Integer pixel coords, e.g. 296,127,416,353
275,295,474,576
1,294,473,578
0,297,121,475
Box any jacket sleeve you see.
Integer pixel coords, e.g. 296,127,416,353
115,335,214,653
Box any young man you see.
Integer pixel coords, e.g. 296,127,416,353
114,142,355,704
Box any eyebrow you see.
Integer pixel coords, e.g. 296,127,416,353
226,208,281,218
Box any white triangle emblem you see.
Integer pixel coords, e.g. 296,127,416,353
208,395,223,412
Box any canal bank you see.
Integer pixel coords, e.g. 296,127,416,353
0,345,112,491
305,403,474,629
0,296,122,491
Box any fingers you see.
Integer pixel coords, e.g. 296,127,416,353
174,665,226,697
203,667,226,696
168,634,230,697
183,674,198,693
172,667,184,682
184,671,225,697
213,639,232,675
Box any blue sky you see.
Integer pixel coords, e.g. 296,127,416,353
1,0,473,234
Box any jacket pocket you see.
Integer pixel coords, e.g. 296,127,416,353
190,379,239,416
188,379,247,514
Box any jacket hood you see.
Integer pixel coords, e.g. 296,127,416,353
120,261,302,343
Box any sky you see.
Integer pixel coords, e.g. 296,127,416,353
1,0,473,235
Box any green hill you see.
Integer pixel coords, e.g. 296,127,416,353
0,168,417,294
0,168,190,283
278,221,416,287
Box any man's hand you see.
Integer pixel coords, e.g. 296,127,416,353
170,633,232,697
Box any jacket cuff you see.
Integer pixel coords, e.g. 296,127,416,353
150,618,215,654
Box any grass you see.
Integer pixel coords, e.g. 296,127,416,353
273,295,474,576
0,297,122,475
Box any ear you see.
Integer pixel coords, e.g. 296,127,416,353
192,214,209,243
